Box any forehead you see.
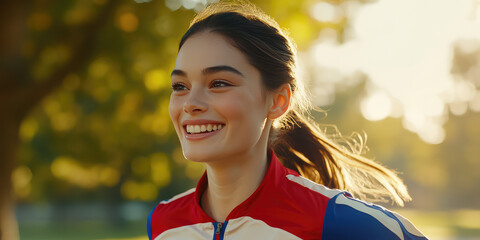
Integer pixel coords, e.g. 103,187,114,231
175,32,253,73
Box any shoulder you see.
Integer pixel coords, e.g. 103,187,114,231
272,173,347,235
147,188,197,240
280,172,346,213
322,193,428,240
283,172,344,200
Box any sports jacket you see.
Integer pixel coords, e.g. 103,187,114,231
147,151,428,239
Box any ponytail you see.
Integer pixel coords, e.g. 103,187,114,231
270,110,411,206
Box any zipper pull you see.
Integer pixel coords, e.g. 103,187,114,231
216,222,223,235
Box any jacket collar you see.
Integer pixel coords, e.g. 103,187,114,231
193,149,289,221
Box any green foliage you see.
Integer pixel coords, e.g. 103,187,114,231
15,0,337,204
17,0,197,203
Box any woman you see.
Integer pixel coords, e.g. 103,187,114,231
147,2,428,239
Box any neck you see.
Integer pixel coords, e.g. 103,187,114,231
201,148,269,222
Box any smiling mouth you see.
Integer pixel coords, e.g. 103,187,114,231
184,124,225,134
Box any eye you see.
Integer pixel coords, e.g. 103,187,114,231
171,83,188,91
210,80,232,88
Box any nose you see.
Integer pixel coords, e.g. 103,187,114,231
183,88,208,114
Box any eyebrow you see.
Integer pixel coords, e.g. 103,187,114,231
170,65,245,78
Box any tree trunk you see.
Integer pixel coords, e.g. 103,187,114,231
0,0,26,238
0,116,21,240
0,1,119,239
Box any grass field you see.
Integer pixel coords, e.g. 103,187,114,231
19,220,148,240
18,209,480,240
395,209,480,240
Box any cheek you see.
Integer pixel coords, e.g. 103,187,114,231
169,96,182,127
217,90,266,128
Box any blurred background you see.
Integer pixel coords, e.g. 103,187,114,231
1,0,479,239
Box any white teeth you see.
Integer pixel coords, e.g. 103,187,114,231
186,124,224,134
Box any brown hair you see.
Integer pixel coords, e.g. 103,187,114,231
179,1,411,206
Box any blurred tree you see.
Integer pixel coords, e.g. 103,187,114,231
1,1,120,239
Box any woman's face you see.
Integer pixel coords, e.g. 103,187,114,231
169,32,272,163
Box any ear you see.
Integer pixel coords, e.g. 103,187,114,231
267,83,291,120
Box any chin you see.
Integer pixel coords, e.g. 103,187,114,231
182,147,219,163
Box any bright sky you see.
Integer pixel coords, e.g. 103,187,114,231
308,0,480,144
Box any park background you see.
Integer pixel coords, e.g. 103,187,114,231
1,0,480,239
